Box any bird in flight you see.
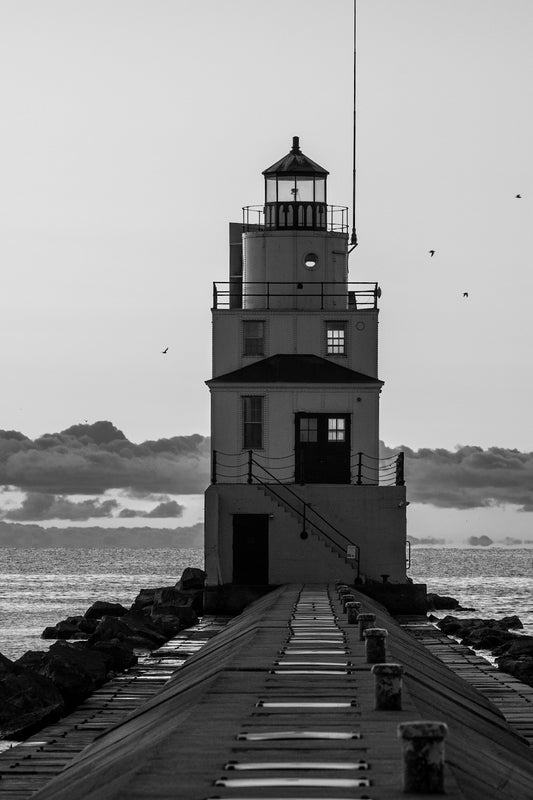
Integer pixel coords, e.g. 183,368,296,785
429,250,435,257
463,292,469,298
161,347,168,354
516,194,522,199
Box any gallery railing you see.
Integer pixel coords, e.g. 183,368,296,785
242,203,349,233
212,281,380,310
211,450,404,487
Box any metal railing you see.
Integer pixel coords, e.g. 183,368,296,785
213,281,379,310
351,451,405,486
243,203,349,233
250,454,360,577
212,450,404,487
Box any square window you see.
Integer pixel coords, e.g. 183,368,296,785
299,417,318,443
326,322,346,355
243,320,265,356
328,417,345,442
243,396,263,449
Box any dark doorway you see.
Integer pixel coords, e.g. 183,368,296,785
295,413,351,484
232,514,269,584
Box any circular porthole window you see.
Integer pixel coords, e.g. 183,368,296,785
303,253,319,270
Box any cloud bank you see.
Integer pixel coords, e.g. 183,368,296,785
382,442,533,512
0,421,210,495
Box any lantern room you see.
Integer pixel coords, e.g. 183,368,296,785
262,135,328,230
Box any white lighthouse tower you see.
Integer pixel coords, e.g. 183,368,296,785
204,136,407,610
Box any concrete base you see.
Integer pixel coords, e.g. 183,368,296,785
355,581,427,615
203,584,277,614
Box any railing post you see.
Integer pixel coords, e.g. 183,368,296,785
247,450,253,484
302,502,307,537
212,450,217,485
356,452,363,485
320,282,324,310
213,283,217,309
396,451,405,486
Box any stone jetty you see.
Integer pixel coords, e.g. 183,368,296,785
0,585,532,799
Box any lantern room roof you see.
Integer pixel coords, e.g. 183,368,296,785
207,354,382,385
262,136,329,177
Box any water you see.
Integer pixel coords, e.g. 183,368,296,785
0,548,204,661
1,546,532,662
408,547,533,636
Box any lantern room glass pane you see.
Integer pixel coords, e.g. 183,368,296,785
315,178,326,202
277,177,297,202
295,177,314,201
265,177,277,202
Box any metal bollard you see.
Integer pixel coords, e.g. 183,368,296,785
342,593,356,613
364,627,388,663
358,612,376,641
371,663,403,710
345,601,361,624
397,721,448,794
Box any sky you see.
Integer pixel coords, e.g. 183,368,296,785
0,0,532,544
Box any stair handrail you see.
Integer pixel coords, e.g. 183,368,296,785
254,473,359,576
250,454,360,576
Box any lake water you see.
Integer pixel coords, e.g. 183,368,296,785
0,547,204,661
0,546,531,661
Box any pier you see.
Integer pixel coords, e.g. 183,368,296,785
2,585,533,799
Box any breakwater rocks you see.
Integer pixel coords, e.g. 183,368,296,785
0,566,206,740
436,614,533,687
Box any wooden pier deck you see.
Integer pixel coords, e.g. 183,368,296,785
1,585,533,799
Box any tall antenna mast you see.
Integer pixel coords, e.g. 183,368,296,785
350,0,358,247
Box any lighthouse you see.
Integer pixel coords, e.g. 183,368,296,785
204,136,407,611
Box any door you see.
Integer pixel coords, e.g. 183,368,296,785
295,413,351,484
232,514,269,585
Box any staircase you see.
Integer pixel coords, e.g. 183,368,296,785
255,483,360,576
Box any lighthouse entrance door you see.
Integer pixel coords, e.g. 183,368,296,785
232,514,269,584
295,413,351,484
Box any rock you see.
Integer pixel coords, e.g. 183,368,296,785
0,653,64,739
42,620,88,640
496,655,533,688
461,627,517,650
427,594,460,610
176,567,206,591
493,636,533,659
84,601,128,619
90,641,138,672
436,616,465,636
153,587,189,607
120,612,167,648
130,588,156,611
29,640,110,709
500,615,523,630
150,604,198,628
150,614,186,638
89,612,166,650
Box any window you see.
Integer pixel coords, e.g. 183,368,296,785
299,417,318,442
243,396,263,449
328,417,345,442
243,320,265,356
326,322,346,355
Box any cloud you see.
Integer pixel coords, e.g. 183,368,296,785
5,493,119,521
381,441,533,511
144,500,184,518
0,421,210,495
118,500,185,519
